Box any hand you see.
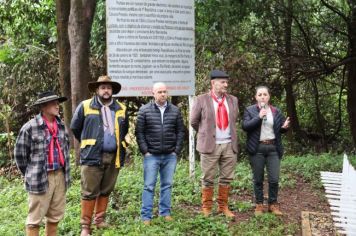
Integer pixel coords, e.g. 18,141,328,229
282,117,290,129
172,152,177,156
144,152,151,157
259,108,267,119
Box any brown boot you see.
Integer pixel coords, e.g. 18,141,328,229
268,203,283,216
94,195,110,228
80,199,96,236
201,187,214,217
26,225,40,236
45,222,58,236
254,204,264,216
217,185,235,218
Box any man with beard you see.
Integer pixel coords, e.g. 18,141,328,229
71,76,129,236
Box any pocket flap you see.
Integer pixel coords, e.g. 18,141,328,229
80,139,96,148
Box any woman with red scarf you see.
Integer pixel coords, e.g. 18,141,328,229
191,70,239,218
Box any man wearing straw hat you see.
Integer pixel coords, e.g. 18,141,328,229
14,91,71,236
71,75,128,236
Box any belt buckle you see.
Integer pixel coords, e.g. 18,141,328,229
261,140,274,145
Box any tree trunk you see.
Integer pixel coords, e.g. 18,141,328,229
282,0,304,142
55,0,72,136
347,6,356,148
311,78,328,152
68,0,96,108
68,0,97,162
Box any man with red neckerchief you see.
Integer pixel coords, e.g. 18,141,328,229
190,70,239,218
14,91,70,236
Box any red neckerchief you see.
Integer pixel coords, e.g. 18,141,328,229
211,91,229,130
42,116,65,166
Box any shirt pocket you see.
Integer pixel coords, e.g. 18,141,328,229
31,135,46,155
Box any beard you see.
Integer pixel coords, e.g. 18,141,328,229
98,93,112,104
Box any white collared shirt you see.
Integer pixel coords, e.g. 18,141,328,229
155,101,167,123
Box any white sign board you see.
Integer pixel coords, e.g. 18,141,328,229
106,0,195,96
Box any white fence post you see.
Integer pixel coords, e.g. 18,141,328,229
320,154,356,235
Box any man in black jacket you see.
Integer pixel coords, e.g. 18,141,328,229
136,82,185,225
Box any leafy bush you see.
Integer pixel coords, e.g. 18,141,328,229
0,132,15,167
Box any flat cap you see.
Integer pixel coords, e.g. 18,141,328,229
210,70,229,80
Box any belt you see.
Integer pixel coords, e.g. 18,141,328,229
259,139,275,145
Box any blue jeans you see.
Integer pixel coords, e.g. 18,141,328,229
141,153,177,221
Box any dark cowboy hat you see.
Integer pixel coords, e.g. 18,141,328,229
32,91,68,106
210,70,229,80
88,75,121,94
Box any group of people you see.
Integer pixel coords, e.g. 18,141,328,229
14,70,290,236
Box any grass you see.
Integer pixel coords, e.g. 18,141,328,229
0,153,354,235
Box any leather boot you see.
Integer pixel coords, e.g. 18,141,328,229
45,222,58,236
26,225,40,236
217,185,235,217
268,203,283,216
201,187,214,217
94,195,110,228
254,204,264,216
80,199,96,236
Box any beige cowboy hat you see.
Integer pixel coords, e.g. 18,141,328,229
88,75,121,94
32,91,68,106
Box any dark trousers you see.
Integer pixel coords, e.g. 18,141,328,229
249,144,280,204
80,153,119,200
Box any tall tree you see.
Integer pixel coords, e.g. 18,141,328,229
68,0,97,110
55,0,72,132
68,0,97,160
280,0,304,141
320,0,356,147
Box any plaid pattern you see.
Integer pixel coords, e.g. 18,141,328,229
14,114,70,194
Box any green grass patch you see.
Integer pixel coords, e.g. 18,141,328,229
2,153,353,235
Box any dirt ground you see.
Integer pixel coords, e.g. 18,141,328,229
231,176,332,235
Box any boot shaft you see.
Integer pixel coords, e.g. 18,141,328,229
26,225,40,236
94,196,110,228
45,222,58,236
201,187,214,217
217,185,235,217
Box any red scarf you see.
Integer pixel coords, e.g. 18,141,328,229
211,91,229,130
42,116,65,166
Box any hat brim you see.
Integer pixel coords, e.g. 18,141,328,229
32,96,68,106
88,81,121,94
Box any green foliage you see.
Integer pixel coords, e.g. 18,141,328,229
0,132,15,167
0,0,57,47
230,214,298,236
90,0,106,59
0,153,316,235
4,153,353,234
231,160,253,191
0,44,60,133
281,153,356,187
